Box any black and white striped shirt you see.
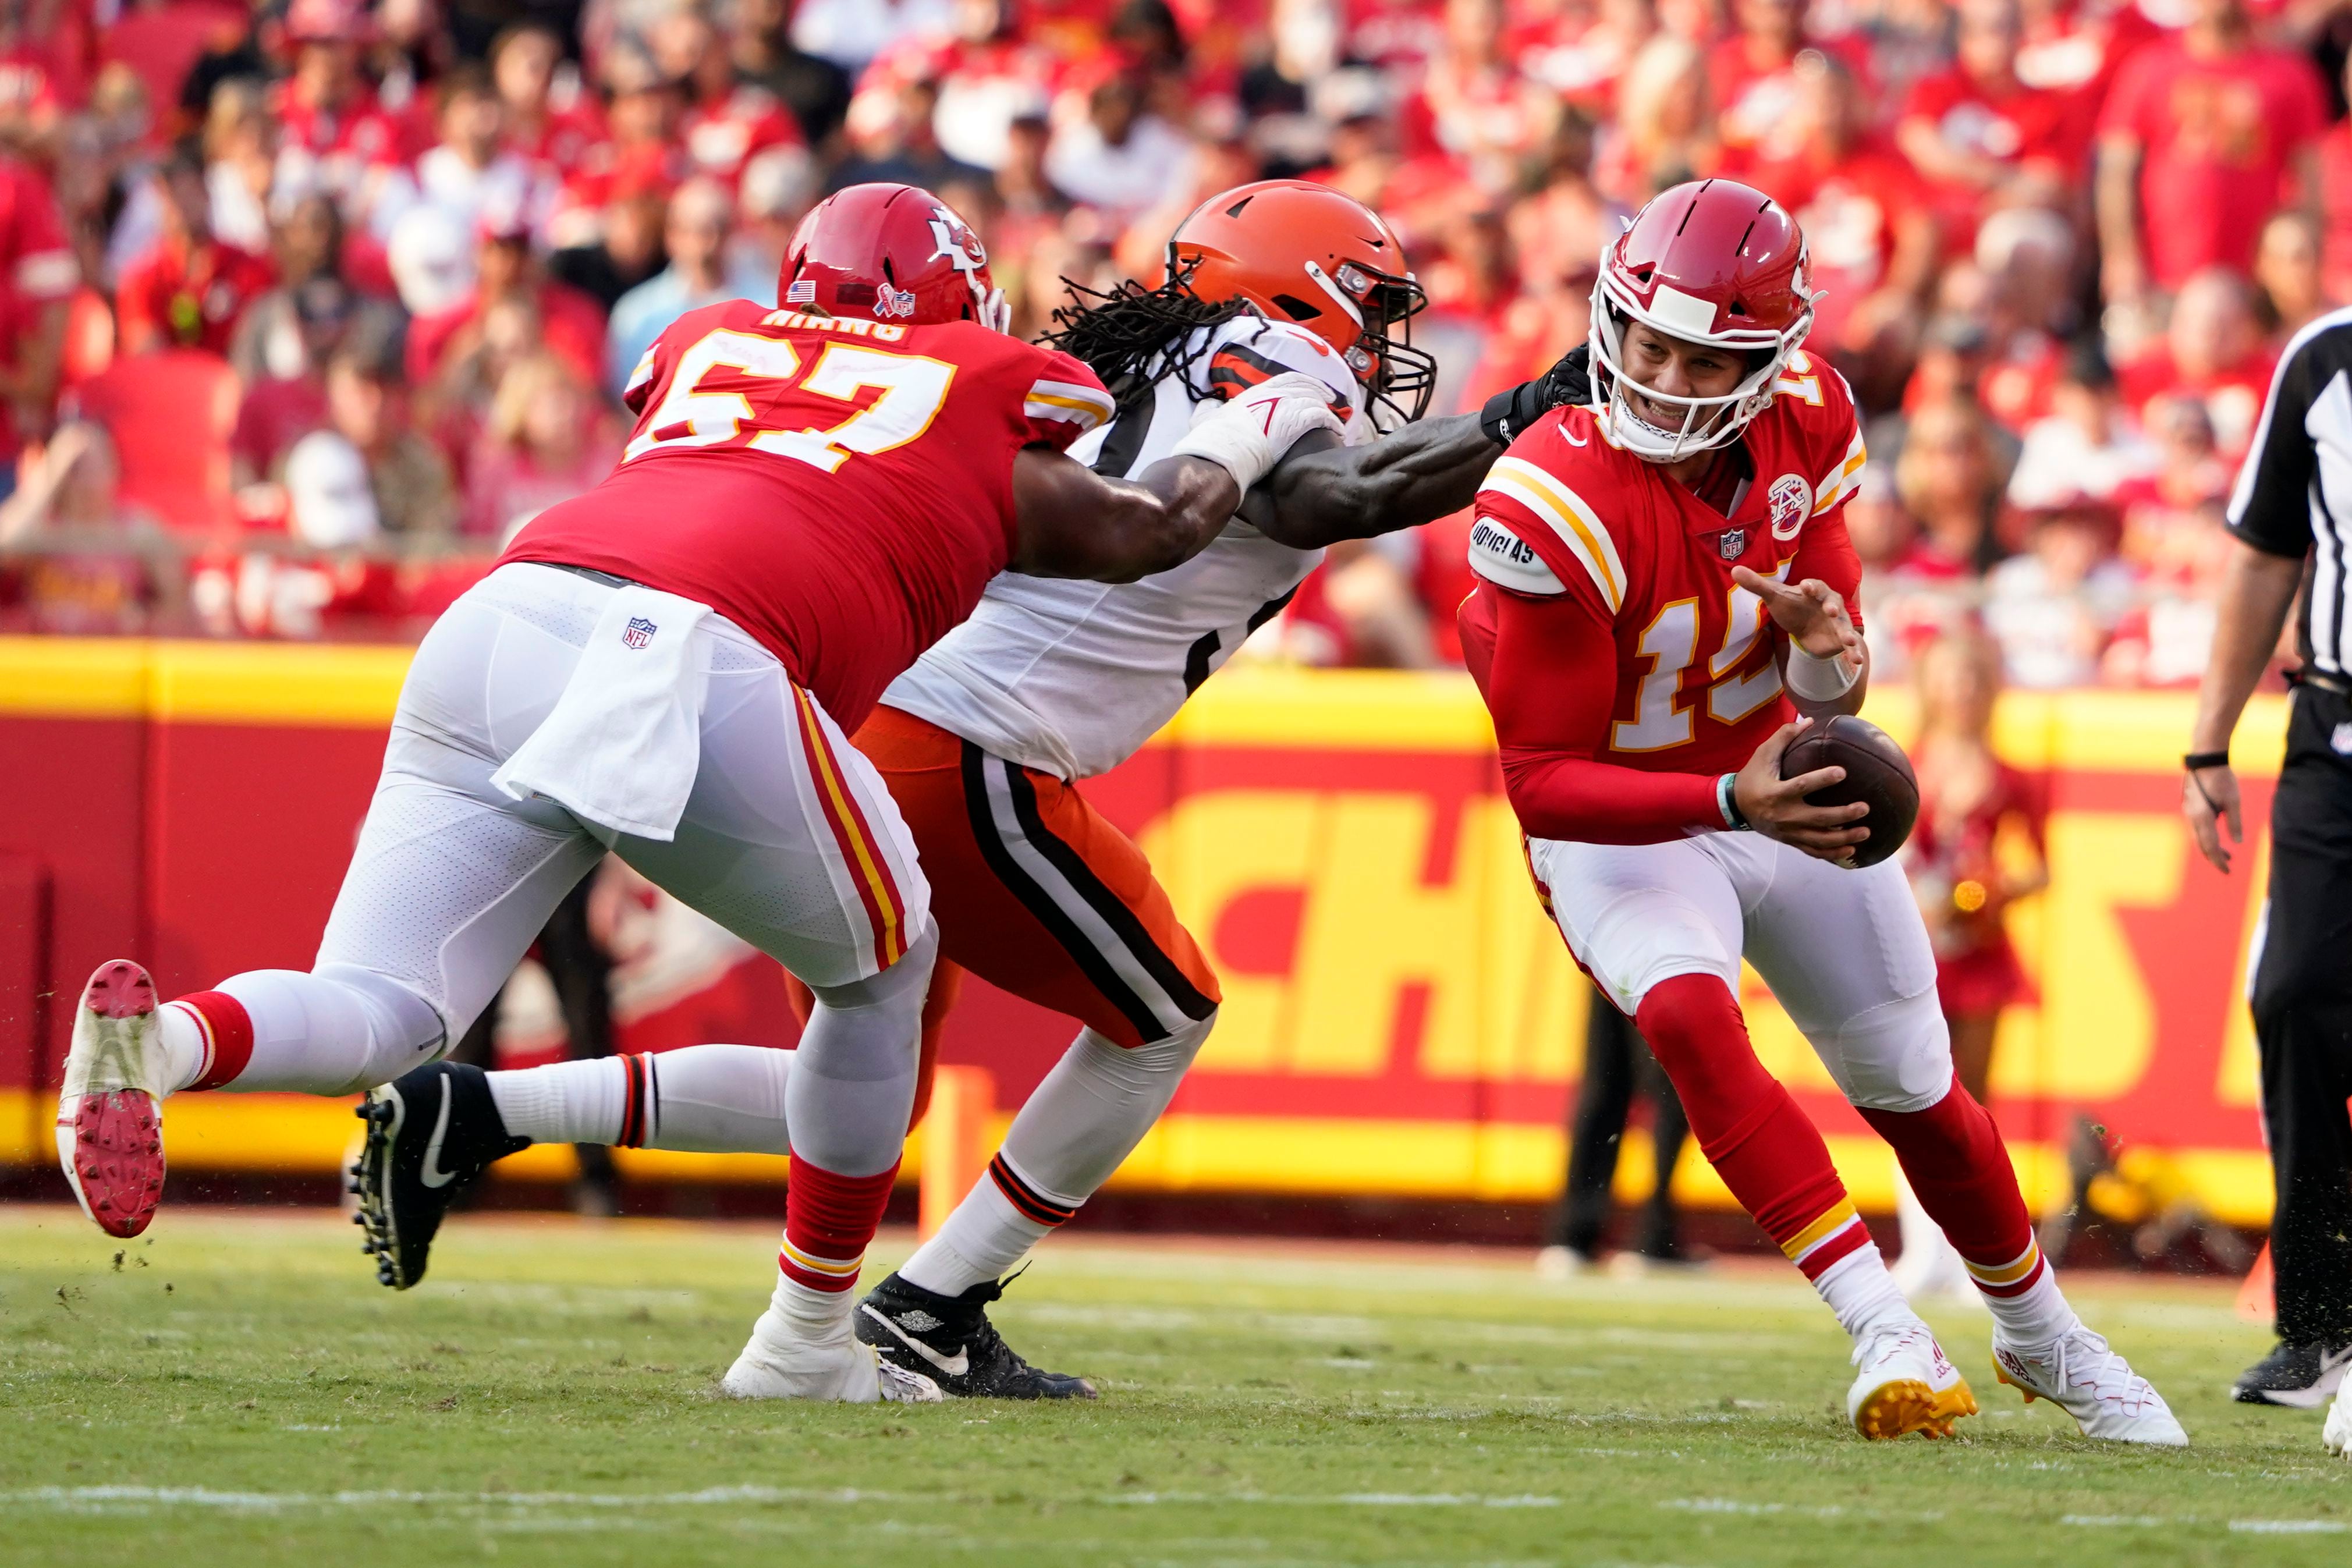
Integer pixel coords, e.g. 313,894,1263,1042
2229,304,2352,677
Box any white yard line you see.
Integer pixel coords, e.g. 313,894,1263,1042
3,1485,1567,1513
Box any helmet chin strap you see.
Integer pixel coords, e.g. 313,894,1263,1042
1587,294,1798,463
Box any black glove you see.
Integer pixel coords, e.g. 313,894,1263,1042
1480,343,1593,447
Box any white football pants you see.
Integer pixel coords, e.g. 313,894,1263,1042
200,562,931,1094
1526,831,1953,1114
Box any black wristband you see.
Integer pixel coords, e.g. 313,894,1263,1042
2183,751,2230,771
1480,379,1544,447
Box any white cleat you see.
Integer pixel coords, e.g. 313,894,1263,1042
55,960,172,1239
722,1306,942,1403
1847,1319,1978,1440
2324,1387,2350,1459
1993,1326,2188,1446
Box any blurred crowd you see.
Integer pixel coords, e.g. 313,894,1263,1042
0,0,2335,682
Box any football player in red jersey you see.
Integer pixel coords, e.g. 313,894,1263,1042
1460,179,2186,1445
52,183,1345,1404
339,181,1599,1400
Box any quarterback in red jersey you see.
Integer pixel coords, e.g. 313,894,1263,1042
52,183,1344,1406
1461,179,2184,1446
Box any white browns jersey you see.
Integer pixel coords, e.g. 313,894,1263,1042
881,316,1364,780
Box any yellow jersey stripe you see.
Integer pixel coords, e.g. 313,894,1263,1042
1492,456,1626,600
1482,458,1626,612
1026,379,1117,431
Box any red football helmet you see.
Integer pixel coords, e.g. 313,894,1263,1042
1588,179,1817,462
779,183,1008,331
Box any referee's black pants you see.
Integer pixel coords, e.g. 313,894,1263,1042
1551,989,1690,1258
2252,682,2352,1346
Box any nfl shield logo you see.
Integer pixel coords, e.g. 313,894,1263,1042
623,617,657,649
1716,527,1747,561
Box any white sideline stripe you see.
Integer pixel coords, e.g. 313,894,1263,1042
2,1485,1565,1512
2231,1521,2350,1534
1661,1498,1856,1520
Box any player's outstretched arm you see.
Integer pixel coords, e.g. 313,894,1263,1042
1249,411,1499,548
1012,373,1344,583
1009,445,1242,583
1249,347,1594,549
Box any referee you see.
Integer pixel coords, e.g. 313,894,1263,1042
2184,306,2352,1411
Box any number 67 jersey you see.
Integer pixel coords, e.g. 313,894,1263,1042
503,301,1113,732
1460,352,1869,778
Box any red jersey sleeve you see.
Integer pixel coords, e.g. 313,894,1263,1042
1789,504,1865,633
1018,346,1115,453
1461,579,1726,845
1463,434,1727,845
1795,399,1868,630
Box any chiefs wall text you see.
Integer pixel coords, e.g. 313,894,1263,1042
0,638,2286,1224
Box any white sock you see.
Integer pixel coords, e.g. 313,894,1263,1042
898,1018,1210,1297
768,1271,854,1341
157,1005,207,1094
486,1056,627,1144
484,1045,796,1152
1892,1173,1969,1292
901,1158,1065,1297
1814,1243,1920,1343
1977,1247,2078,1346
168,967,444,1095
633,1044,793,1153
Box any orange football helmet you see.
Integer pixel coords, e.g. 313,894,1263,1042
1167,179,1432,423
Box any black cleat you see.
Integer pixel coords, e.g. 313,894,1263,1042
2232,1338,2352,1407
350,1062,528,1290
854,1271,1097,1400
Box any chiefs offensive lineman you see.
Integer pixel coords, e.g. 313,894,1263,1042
53,183,1347,1403
346,180,1590,1396
1461,180,2185,1444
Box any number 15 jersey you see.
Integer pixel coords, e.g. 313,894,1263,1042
1460,351,1869,779
504,301,1113,731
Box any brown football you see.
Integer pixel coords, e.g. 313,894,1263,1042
1777,714,1919,868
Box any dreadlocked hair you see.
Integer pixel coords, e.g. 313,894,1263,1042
1040,264,1251,400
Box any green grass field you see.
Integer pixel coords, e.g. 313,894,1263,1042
1,1205,2344,1567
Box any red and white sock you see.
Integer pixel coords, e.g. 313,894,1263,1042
1635,974,1913,1342
156,991,254,1092
1859,1080,2077,1346
151,969,428,1094
487,1053,665,1147
778,1154,898,1328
